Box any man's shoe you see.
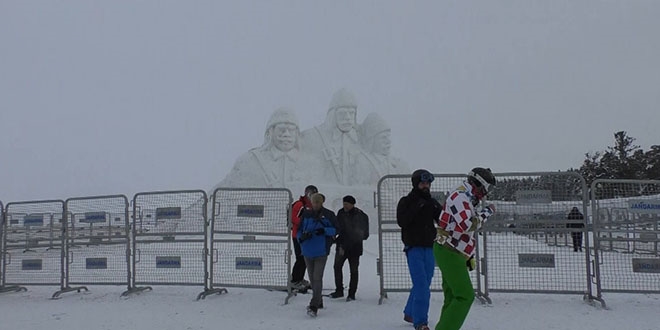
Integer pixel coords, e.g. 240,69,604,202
306,305,318,317
346,295,355,301
415,325,430,330
404,314,413,323
329,291,344,298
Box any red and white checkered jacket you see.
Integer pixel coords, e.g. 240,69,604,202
435,182,493,258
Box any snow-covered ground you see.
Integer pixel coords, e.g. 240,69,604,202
2,238,659,330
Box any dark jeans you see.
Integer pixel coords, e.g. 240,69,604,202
304,256,328,308
333,249,360,296
571,232,583,251
291,238,307,282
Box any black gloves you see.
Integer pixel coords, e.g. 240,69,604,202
300,227,326,242
300,231,313,242
466,256,476,271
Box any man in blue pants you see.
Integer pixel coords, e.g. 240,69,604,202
397,169,442,330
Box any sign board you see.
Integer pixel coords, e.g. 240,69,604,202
156,207,182,220
632,258,660,273
516,190,552,204
237,205,265,218
22,259,43,271
518,254,555,268
86,258,108,269
156,256,181,268
81,212,106,223
24,214,44,226
235,257,263,270
628,200,660,214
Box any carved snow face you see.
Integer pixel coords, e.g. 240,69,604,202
372,130,392,156
271,123,298,152
335,107,357,133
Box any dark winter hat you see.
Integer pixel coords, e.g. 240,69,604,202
304,185,318,194
343,195,356,205
411,169,434,187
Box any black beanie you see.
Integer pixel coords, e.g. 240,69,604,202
342,195,356,205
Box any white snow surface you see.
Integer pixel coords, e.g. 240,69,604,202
1,238,659,330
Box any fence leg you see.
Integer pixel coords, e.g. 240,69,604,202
52,285,89,299
121,285,153,297
0,285,28,294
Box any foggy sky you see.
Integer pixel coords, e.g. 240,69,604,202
1,1,659,202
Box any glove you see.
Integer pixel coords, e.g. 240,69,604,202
468,216,481,232
436,227,450,239
299,231,313,242
466,257,476,271
314,227,325,235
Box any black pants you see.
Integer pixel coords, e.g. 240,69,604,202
333,250,360,296
291,237,307,283
571,232,583,251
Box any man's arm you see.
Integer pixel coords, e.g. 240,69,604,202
396,197,417,229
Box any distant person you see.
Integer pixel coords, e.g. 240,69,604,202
297,193,337,317
567,207,585,252
396,169,442,330
290,185,318,292
329,195,369,301
435,167,496,330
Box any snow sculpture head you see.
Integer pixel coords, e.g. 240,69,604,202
264,107,300,152
360,113,391,156
328,88,358,133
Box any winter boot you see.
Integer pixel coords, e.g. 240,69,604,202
329,290,344,298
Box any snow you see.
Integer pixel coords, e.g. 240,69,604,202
2,238,659,330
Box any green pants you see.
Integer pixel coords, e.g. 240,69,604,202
433,243,475,330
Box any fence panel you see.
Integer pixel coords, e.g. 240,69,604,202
2,201,65,288
201,188,292,302
64,195,130,287
591,179,660,298
126,190,208,295
377,174,485,304
482,172,593,302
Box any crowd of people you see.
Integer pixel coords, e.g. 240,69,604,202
289,167,498,330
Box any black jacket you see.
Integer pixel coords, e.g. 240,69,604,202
335,207,369,256
567,207,585,229
396,188,442,248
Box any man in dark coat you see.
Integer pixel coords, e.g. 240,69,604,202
567,207,585,252
329,195,369,301
397,169,442,330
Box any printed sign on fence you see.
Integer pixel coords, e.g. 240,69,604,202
23,214,44,226
156,207,182,220
156,256,181,268
518,254,555,268
516,190,552,204
628,200,660,214
235,257,263,270
237,205,265,218
22,259,43,271
86,258,108,269
632,258,660,273
82,212,107,223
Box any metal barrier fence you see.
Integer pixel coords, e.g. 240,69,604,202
481,172,595,303
376,174,485,304
2,200,65,293
199,188,293,303
64,195,130,291
124,190,209,296
591,179,660,303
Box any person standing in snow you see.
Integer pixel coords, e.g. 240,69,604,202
297,193,337,317
434,167,497,330
328,195,369,301
567,207,585,252
397,169,442,330
290,185,318,291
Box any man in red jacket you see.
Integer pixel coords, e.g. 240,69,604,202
290,185,318,291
